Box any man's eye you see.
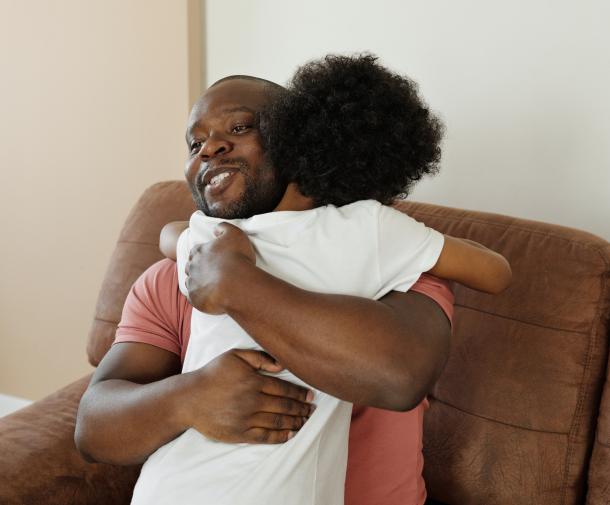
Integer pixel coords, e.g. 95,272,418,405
190,141,202,154
232,124,252,134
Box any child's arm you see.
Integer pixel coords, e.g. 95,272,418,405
159,221,189,261
428,236,512,294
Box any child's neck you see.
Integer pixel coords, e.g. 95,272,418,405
274,183,315,212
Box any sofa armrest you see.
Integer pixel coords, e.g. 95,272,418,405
0,375,140,505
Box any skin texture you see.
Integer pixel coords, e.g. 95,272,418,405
429,236,512,294
186,222,451,408
75,78,452,465
184,79,286,219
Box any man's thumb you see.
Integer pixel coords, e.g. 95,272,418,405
235,349,283,372
214,222,240,237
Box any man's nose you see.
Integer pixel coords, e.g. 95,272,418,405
199,133,232,159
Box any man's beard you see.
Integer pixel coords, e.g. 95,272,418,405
189,158,286,219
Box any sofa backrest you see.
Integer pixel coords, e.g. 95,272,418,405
88,181,610,505
87,181,196,364
395,200,610,505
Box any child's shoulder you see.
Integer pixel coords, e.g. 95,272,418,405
332,200,415,222
333,199,382,215
316,199,380,224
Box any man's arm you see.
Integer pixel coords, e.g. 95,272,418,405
76,344,313,465
186,223,452,411
75,261,314,465
222,268,449,411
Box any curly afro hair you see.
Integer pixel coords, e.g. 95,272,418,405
260,54,444,207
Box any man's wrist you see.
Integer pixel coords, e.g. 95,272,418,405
164,370,202,433
217,256,261,314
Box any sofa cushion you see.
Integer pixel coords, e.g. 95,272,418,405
395,201,610,505
0,375,141,505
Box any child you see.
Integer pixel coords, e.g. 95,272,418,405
132,54,511,505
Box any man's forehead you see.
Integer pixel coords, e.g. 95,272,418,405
189,79,269,122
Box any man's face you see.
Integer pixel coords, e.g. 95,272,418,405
185,79,285,219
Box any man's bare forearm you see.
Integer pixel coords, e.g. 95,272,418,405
223,262,451,411
75,374,192,465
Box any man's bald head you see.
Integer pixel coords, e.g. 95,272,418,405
188,76,283,130
210,74,284,93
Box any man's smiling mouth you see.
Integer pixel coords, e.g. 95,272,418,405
200,164,241,187
201,168,239,197
209,171,232,186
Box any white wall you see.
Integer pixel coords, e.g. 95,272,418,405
204,0,610,240
0,0,195,400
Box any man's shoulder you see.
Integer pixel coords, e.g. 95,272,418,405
115,259,191,360
131,258,190,321
138,258,179,286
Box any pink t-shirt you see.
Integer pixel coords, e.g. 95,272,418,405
115,259,453,505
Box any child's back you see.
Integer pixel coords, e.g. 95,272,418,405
131,200,444,505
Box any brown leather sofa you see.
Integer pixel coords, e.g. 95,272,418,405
1,180,609,505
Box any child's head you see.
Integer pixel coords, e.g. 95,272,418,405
261,54,444,207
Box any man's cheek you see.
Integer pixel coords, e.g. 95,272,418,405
224,174,246,199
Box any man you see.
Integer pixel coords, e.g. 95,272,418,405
75,76,453,505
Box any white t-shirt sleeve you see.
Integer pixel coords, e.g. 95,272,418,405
377,204,445,295
176,227,190,298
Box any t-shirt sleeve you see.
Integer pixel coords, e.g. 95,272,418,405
376,204,445,296
410,273,454,324
114,259,191,362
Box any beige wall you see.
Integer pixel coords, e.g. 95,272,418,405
0,1,201,400
205,0,610,240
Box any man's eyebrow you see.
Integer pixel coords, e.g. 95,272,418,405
186,106,257,141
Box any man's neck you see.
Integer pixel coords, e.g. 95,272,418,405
274,183,315,212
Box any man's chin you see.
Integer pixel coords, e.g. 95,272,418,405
188,187,240,219
188,174,285,220
201,196,250,219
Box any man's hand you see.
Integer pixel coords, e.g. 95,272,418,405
76,344,316,465
185,222,255,314
182,349,315,444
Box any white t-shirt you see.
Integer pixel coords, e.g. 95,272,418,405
131,200,444,505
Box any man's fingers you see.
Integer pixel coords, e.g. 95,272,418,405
259,393,315,417
233,349,283,373
260,375,314,403
249,412,308,432
244,427,298,444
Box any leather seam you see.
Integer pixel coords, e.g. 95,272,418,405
561,274,610,504
430,396,570,435
454,304,594,335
